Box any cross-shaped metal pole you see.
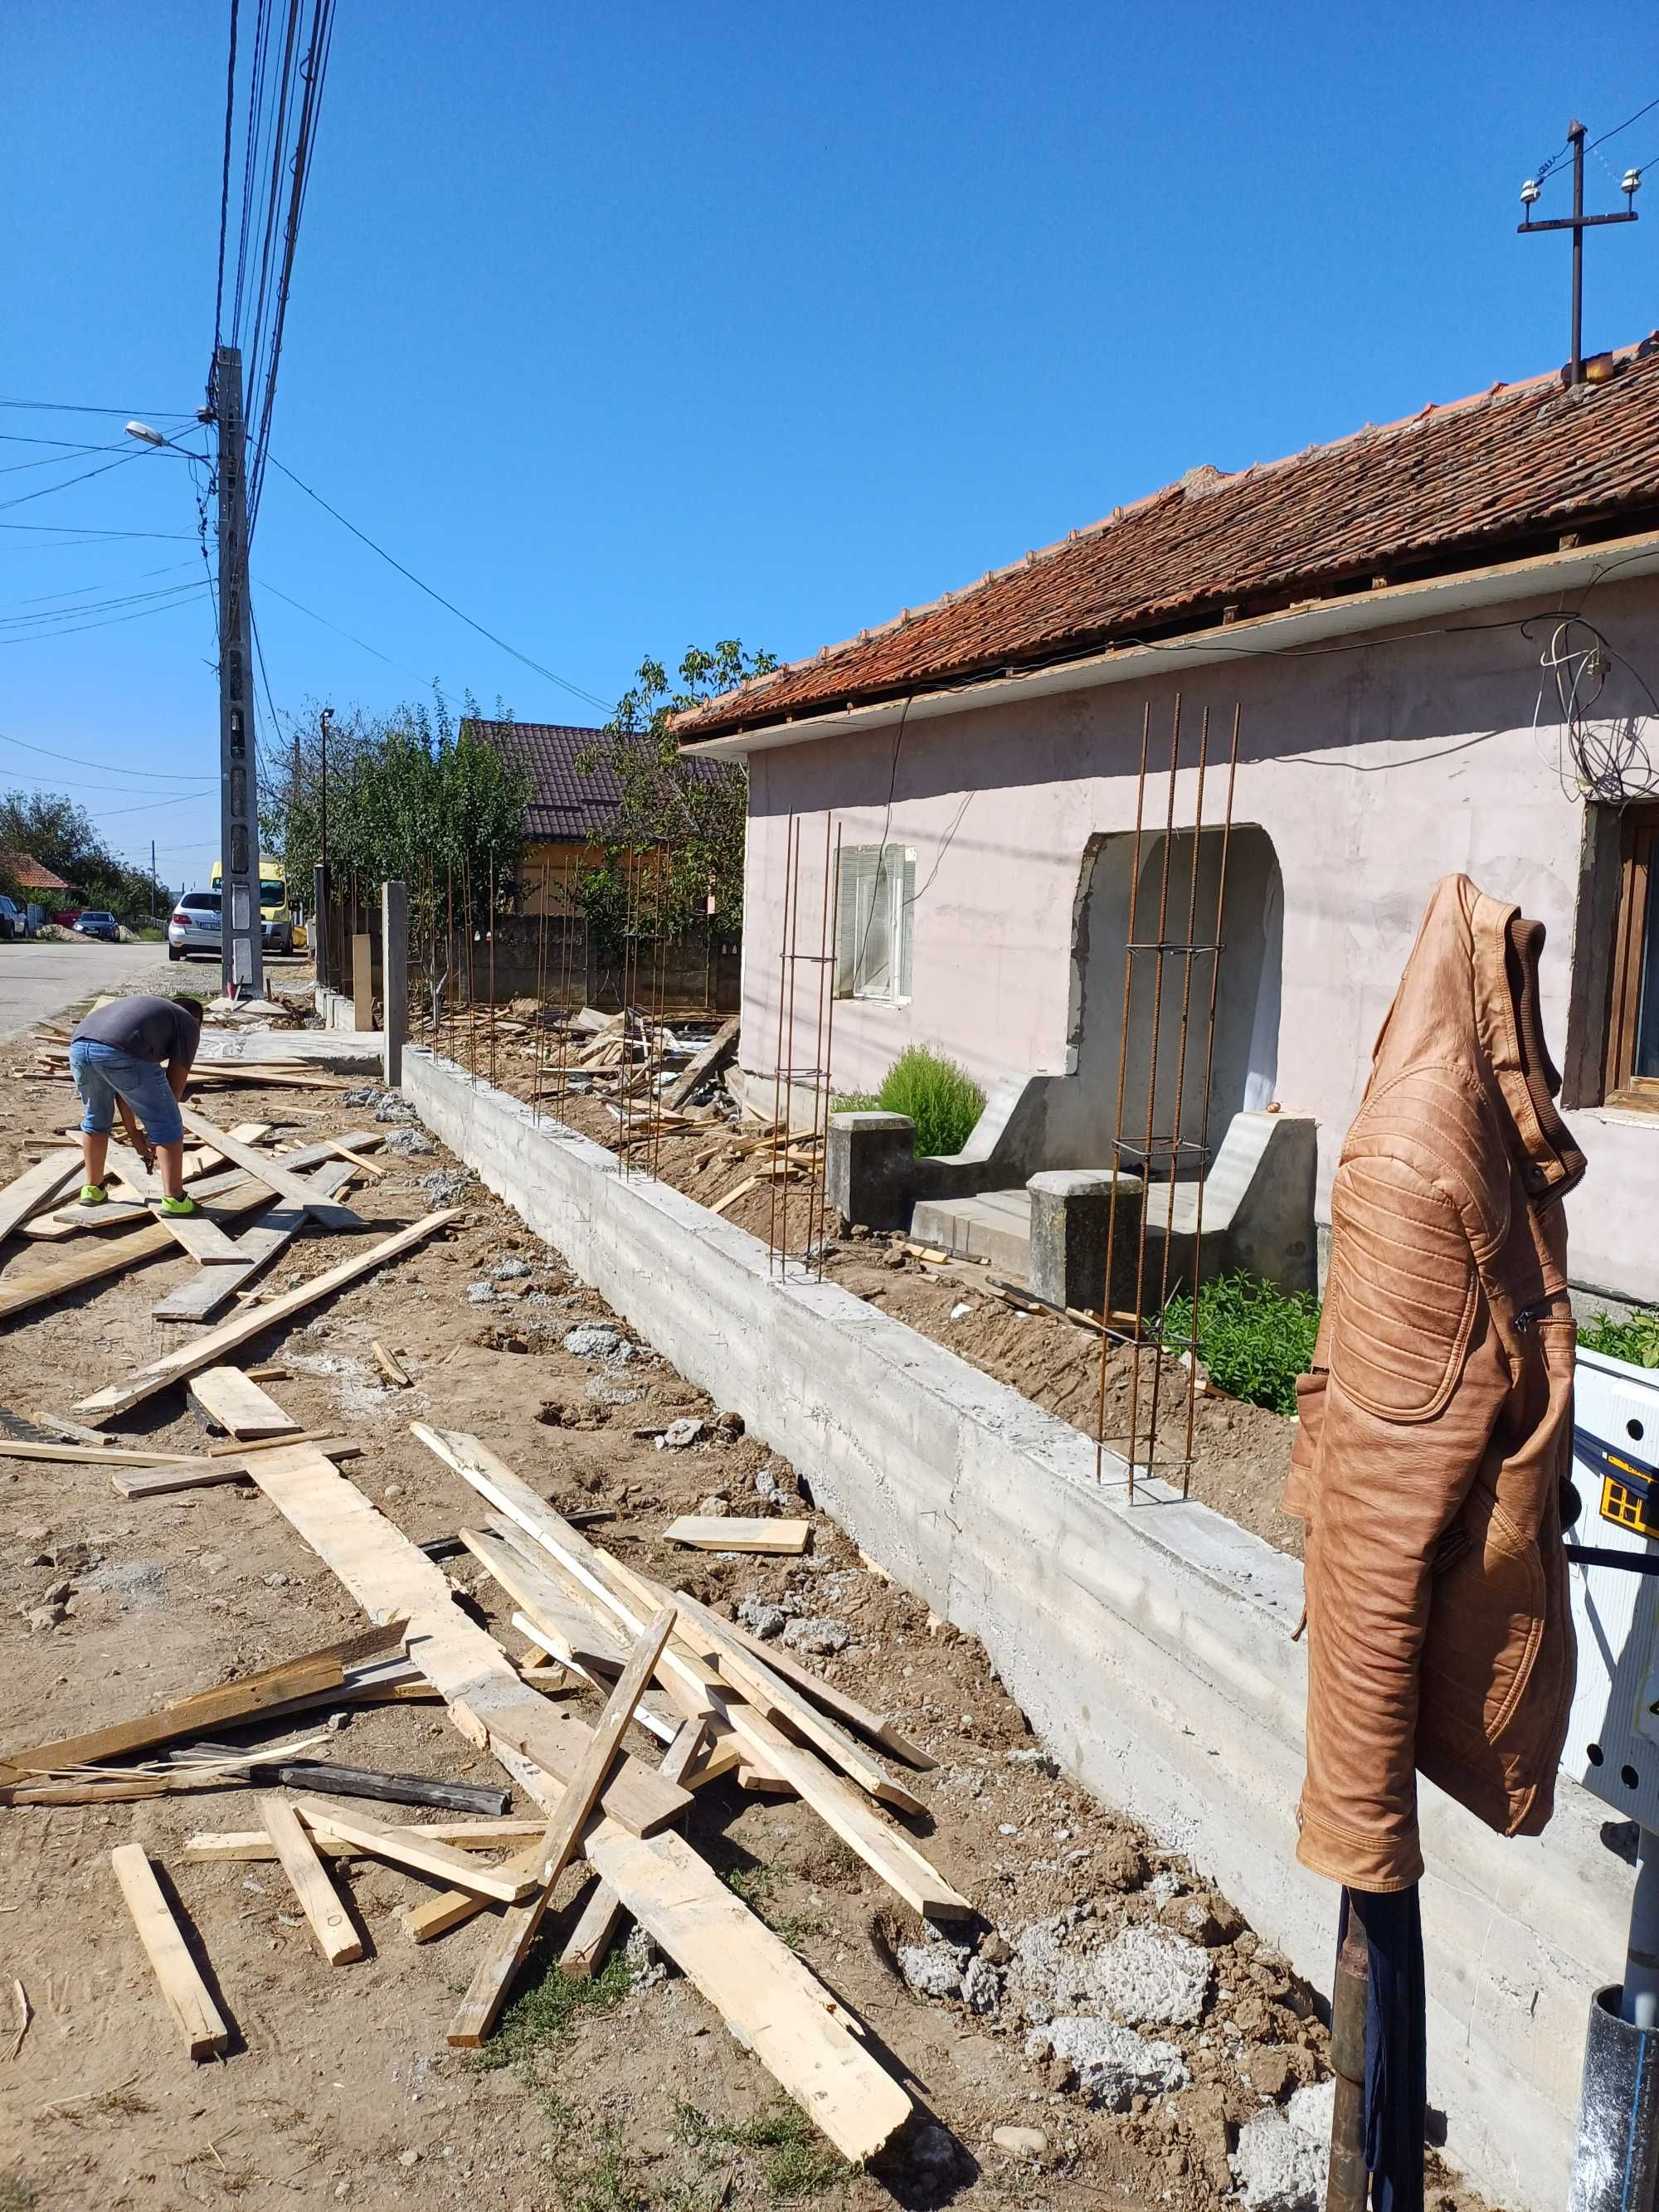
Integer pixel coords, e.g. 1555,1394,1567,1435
1520,120,1639,386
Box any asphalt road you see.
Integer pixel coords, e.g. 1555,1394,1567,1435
0,941,191,1043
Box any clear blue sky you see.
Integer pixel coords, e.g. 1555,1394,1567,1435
3,2,1657,888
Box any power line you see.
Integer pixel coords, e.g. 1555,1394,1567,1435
0,730,213,780
0,586,209,644
1587,96,1659,157
261,450,615,712
0,520,197,541
215,0,241,350
0,450,148,514
0,398,197,419
255,571,448,682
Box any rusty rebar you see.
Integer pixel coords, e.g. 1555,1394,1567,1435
808,818,839,1279
769,816,797,1268
1095,703,1152,1485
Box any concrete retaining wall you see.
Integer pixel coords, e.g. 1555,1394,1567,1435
406,1043,1627,2212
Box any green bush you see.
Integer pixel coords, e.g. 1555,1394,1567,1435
1580,1308,1659,1368
834,1046,985,1158
1160,1270,1321,1417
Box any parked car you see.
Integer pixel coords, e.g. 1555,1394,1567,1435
168,889,221,961
75,909,119,942
0,896,22,942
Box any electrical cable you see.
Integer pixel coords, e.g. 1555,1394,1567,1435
254,572,444,681
260,450,615,711
0,450,148,514
214,0,241,349
0,587,209,644
1587,98,1659,158
0,522,197,541
0,730,213,780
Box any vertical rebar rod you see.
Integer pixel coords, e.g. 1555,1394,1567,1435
533,863,549,1125
781,817,805,1271
1095,704,1152,1484
1144,706,1211,1490
488,858,498,1090
769,816,796,1267
1121,696,1182,1498
445,863,454,1068
808,814,834,1279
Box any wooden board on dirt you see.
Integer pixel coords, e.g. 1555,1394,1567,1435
664,1515,810,1554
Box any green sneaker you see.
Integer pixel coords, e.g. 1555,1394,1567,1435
75,1183,108,1207
158,1194,198,1218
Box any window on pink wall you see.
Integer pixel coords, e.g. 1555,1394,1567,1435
833,845,915,1002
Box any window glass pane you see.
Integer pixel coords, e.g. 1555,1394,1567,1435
855,854,893,997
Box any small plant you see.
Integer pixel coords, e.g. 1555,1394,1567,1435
677,2102,846,2203
1160,1270,1321,1417
468,1950,632,2073
835,1046,985,1158
1581,1307,1659,1369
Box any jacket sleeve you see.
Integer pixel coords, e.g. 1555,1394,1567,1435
1296,1146,1511,1893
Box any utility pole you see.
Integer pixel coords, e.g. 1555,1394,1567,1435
211,343,264,999
1519,121,1640,386
149,839,156,927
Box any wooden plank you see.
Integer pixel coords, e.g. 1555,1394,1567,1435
73,1208,459,1421
413,1430,965,1912
218,1447,912,2158
185,1816,547,1863
293,1796,538,1903
709,1173,758,1217
718,1614,934,1770
176,1106,365,1230
29,1125,272,1240
0,1151,82,1247
460,1525,634,1676
0,1175,279,1326
664,1515,810,1555
561,1717,706,1981
259,1795,362,1965
447,1607,678,2047
0,1621,404,1790
502,1609,680,1745
104,1140,249,1265
351,933,374,1029
109,1845,230,2058
242,1445,690,1840
112,1437,360,1499
151,1161,357,1323
371,1339,410,1387
188,1366,302,1441
663,1015,740,1111
0,1439,202,1469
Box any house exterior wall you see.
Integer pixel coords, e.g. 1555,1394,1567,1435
737,574,1659,1305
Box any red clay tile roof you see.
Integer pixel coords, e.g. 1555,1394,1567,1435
675,345,1659,742
0,853,71,892
469,719,730,842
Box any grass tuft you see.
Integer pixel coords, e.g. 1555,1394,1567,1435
1160,1270,1321,1417
468,1949,633,2074
675,2102,846,2202
835,1044,985,1158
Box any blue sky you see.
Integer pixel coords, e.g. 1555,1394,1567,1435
3,2,1657,888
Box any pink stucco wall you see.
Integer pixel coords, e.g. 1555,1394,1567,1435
737,576,1659,1305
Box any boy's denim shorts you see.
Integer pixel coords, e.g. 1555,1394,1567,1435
68,1038,184,1146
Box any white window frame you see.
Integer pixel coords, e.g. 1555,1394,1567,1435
833,843,915,1004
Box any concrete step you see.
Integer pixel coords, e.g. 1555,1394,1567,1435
909,1189,1031,1274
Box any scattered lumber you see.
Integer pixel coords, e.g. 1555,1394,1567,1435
293,1796,539,1903
177,1106,365,1230
371,1339,411,1388
110,1845,230,2059
0,1438,203,1469
662,1014,739,1111
561,1717,706,1981
413,1429,963,1911
184,1816,546,1864
0,1174,280,1327
151,1161,358,1323
103,1142,250,1265
664,1515,810,1555
73,1208,460,1422
0,1621,406,1795
188,1366,302,1441
252,1439,910,2156
173,1749,510,1818
0,1151,82,1247
259,1796,362,1966
709,1173,759,1217
243,1444,691,1839
718,1613,934,1769
112,1437,360,1500
447,1607,678,2048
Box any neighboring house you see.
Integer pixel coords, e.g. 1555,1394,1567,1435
0,853,71,902
675,339,1659,1306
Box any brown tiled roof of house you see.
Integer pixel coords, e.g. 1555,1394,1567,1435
675,345,1659,743
470,718,733,841
0,853,71,893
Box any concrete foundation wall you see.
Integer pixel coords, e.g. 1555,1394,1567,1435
740,575,1659,1305
406,1043,1629,2212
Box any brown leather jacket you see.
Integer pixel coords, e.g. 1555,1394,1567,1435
1284,875,1585,1894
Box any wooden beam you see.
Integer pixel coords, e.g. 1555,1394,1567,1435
260,1795,362,1965
717,1614,934,1770
111,1437,360,1499
561,1717,707,1980
110,1845,230,2059
447,1607,677,2048
662,1014,739,1111
176,1106,364,1229
0,1150,82,1247
371,1339,410,1387
184,1816,547,1863
187,1366,302,1441
151,1161,356,1323
0,1174,278,1326
664,1516,810,1555
73,1208,459,1421
293,1796,538,1903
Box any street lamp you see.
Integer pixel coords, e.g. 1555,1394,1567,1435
123,421,169,449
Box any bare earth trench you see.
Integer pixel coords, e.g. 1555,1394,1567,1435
0,1028,1486,2212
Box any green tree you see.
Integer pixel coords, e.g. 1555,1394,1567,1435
573,639,776,949
0,790,168,925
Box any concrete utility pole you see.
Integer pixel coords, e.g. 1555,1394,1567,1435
212,344,264,999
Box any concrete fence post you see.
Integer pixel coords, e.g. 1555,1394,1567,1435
1026,1169,1144,1314
825,1111,917,1232
382,878,408,1087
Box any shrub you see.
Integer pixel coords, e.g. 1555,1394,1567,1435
834,1046,985,1158
1160,1270,1321,1417
1580,1308,1659,1369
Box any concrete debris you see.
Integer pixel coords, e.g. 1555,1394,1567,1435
781,1615,850,1655
1026,2016,1188,2109
382,1127,435,1157
562,1324,634,1364
1230,2093,1331,2212
962,1954,1004,2015
991,2125,1046,2158
754,1466,781,1502
416,1168,469,1206
1144,1868,1183,1909
736,1596,788,1641
657,1418,704,1450
1090,1926,1212,2027
1160,1889,1243,1947
490,1257,533,1280
1004,1745,1058,1777
466,1283,497,1305
624,1924,667,1991
900,1943,966,2000
373,1094,416,1124
949,1300,974,1321
1287,2080,1335,2138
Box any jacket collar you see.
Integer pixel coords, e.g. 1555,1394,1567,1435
1372,875,1585,1205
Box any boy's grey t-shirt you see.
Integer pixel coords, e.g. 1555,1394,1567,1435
71,995,199,1067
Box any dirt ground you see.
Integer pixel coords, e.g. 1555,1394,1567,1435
0,1018,1481,2212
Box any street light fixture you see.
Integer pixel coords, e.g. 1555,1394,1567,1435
123,421,169,448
